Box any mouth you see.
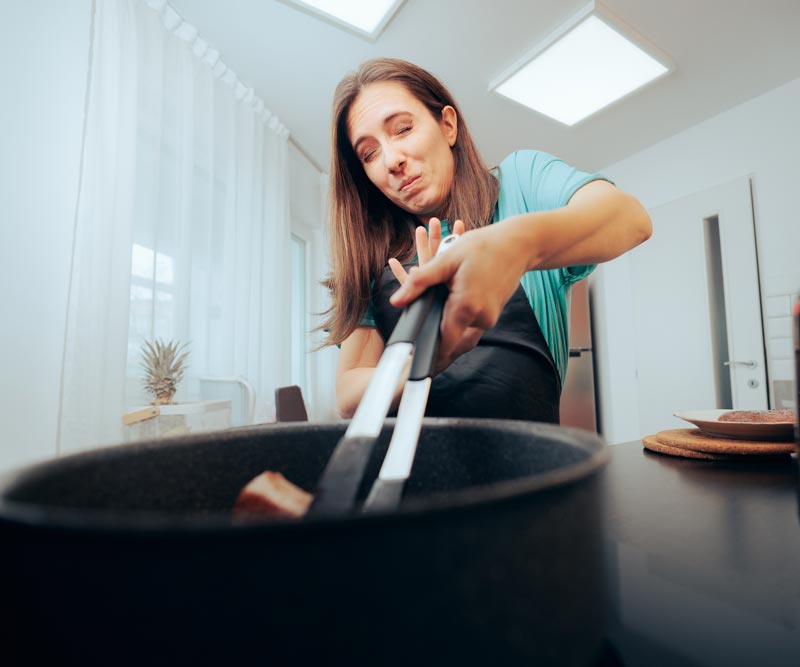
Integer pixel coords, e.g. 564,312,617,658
399,175,421,193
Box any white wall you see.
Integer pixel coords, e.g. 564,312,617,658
594,77,800,444
0,0,92,472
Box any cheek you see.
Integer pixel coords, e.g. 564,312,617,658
363,164,383,188
435,151,455,191
364,165,397,199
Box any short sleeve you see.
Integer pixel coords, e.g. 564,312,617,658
511,149,614,212
561,262,594,285
330,282,377,348
508,150,615,286
330,303,376,349
358,276,378,327
360,301,377,327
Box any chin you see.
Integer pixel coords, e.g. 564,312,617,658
394,201,428,217
391,192,441,218
408,197,440,217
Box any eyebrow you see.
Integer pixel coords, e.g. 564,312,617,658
352,111,413,155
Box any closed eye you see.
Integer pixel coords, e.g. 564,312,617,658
361,126,410,162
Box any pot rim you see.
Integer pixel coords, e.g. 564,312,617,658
0,418,609,535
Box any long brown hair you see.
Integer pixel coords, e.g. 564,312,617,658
320,58,499,346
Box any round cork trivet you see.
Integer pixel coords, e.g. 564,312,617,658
642,435,741,460
654,428,794,456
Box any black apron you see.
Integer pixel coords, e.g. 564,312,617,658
371,261,562,423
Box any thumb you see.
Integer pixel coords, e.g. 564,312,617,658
389,254,457,307
387,257,408,285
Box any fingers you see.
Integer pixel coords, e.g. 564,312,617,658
391,219,509,375
391,219,476,308
390,250,458,307
388,258,408,285
415,225,431,265
417,218,442,265
428,218,442,258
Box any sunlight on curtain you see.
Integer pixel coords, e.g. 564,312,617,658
58,0,291,454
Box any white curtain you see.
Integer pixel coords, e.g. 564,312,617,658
58,0,291,454
307,172,340,421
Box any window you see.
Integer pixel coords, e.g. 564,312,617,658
127,243,176,400
290,232,308,394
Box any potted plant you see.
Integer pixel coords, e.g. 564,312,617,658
122,339,232,441
141,338,189,407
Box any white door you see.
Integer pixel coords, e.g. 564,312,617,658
629,176,767,436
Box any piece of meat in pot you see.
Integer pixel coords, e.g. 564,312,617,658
233,471,313,519
718,409,796,423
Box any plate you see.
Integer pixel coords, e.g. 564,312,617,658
673,410,795,441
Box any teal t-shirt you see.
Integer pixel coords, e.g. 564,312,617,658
361,149,612,384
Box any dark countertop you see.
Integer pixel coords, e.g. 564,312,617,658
600,440,800,667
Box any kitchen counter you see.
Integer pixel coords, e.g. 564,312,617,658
600,440,800,666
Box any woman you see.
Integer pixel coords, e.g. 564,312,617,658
322,58,652,423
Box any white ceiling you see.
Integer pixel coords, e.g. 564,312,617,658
168,0,800,172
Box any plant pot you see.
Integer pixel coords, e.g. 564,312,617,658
122,399,231,442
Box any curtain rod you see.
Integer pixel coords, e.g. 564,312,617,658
289,135,326,175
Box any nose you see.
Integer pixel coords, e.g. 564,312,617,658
382,143,406,172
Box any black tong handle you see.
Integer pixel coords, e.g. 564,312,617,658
408,283,447,380
386,285,438,347
308,234,458,518
307,283,446,518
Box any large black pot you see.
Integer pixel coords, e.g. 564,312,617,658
0,419,609,666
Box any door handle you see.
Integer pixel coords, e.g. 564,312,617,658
723,360,756,368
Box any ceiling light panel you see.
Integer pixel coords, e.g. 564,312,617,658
282,0,405,40
491,2,671,126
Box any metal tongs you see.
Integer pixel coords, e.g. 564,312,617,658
306,234,459,517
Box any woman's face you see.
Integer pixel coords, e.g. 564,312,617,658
347,81,458,222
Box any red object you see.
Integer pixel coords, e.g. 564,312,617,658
233,471,313,519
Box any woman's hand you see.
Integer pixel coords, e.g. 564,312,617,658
389,219,530,367
387,218,465,285
385,182,652,373
387,218,483,374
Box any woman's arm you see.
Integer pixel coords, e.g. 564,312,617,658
335,327,410,419
390,181,652,363
505,180,652,271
